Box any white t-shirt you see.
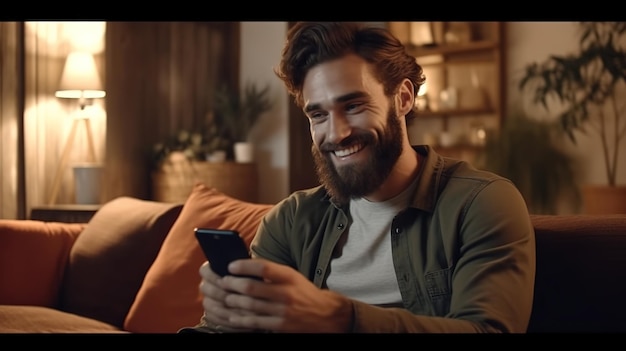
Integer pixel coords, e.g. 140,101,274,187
326,179,417,306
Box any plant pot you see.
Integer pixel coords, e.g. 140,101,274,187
582,185,626,214
206,150,227,163
234,142,254,163
73,163,103,204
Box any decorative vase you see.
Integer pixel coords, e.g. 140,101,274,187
73,163,103,204
234,142,254,163
206,150,227,163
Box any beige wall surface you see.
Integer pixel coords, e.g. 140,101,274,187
506,22,626,188
239,22,289,204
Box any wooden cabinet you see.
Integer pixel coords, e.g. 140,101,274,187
152,161,258,203
387,22,504,162
30,204,100,223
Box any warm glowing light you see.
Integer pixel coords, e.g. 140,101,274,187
418,81,428,97
55,52,106,100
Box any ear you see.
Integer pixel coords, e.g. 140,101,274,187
395,78,415,117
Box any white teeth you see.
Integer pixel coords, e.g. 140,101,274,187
334,144,361,157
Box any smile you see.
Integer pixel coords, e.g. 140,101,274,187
334,144,363,158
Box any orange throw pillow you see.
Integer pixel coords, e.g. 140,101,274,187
124,183,273,333
0,220,85,307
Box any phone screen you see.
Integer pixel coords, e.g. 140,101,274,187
194,228,251,277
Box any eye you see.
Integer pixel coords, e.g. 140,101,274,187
345,102,365,113
307,110,328,121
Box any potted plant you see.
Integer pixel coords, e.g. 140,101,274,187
151,122,231,169
518,22,626,214
476,108,581,214
215,81,273,163
150,115,238,203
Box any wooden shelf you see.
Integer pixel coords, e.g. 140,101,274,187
406,40,499,57
388,21,504,135
416,107,494,118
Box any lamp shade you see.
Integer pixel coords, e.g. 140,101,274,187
55,52,106,99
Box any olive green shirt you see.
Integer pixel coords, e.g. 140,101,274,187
250,145,536,333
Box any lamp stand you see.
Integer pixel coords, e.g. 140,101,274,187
48,117,97,205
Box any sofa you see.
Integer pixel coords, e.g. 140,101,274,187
1,182,625,333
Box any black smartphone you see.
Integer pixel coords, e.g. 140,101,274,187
194,227,252,278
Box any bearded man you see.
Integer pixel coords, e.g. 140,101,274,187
183,22,536,334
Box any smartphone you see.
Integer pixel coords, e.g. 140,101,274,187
194,227,252,278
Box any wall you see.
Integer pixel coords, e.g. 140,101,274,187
22,22,107,210
239,22,289,204
506,22,626,187
104,22,239,203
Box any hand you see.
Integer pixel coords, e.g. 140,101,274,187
204,258,353,333
198,261,259,333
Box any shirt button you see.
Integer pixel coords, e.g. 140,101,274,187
337,223,344,229
395,227,402,234
316,268,323,276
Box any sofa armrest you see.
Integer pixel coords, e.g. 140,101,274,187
0,220,85,307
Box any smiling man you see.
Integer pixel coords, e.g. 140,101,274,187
185,22,536,333
306,53,414,205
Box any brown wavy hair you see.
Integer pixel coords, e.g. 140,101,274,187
274,22,426,123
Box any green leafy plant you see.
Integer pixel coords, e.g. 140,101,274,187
151,119,231,169
477,109,581,214
519,22,626,186
215,81,273,143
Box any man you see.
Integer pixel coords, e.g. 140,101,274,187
186,22,536,333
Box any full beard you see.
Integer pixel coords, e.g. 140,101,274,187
312,106,404,204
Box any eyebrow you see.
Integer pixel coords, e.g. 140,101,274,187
303,91,369,114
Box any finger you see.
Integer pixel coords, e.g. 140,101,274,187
227,258,265,280
225,260,299,301
203,293,269,334
202,296,231,323
199,261,221,282
224,291,286,317
199,277,228,301
229,258,296,283
229,313,284,332
204,290,283,332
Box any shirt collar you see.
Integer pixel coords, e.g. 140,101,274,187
409,145,446,213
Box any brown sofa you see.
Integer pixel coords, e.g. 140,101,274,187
1,183,625,333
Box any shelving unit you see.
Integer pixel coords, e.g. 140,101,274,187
388,22,504,162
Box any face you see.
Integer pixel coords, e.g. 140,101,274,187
302,54,404,203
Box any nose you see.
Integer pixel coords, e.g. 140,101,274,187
326,113,351,144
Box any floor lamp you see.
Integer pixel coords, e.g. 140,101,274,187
48,52,106,205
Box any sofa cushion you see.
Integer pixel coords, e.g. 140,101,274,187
59,197,183,329
0,220,85,307
0,305,125,333
124,183,274,333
